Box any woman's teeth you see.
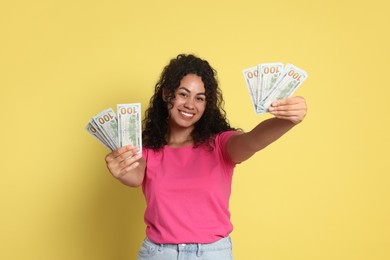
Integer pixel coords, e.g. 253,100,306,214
180,111,194,118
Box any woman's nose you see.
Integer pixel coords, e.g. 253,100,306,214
184,98,195,109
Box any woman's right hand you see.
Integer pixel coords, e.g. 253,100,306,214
105,145,145,186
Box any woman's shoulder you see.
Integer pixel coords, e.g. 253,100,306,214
215,130,241,143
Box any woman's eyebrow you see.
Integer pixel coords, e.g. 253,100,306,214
178,86,206,95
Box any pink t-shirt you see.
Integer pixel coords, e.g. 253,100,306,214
142,131,238,244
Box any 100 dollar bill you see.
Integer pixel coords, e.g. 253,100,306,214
258,62,284,104
85,120,115,151
86,104,143,152
117,103,142,154
92,108,119,150
257,64,308,113
242,66,259,112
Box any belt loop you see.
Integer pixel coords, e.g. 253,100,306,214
158,244,164,252
196,243,201,257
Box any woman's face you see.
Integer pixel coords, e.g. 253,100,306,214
167,74,206,131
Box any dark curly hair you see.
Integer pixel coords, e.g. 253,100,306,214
142,54,236,150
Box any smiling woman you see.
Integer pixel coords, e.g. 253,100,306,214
166,74,207,144
143,54,235,150
104,54,307,260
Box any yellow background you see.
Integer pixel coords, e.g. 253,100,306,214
1,0,389,259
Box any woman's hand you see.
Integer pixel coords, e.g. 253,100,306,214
105,145,144,185
268,96,307,124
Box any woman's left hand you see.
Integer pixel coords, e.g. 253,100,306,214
268,96,307,124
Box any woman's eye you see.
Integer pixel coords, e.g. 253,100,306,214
196,97,205,102
178,92,187,97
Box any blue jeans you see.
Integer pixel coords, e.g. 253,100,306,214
137,236,234,260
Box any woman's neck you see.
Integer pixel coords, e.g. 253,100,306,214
167,127,194,147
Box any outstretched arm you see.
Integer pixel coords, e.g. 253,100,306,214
227,96,307,163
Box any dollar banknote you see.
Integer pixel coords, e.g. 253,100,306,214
258,63,284,103
242,66,259,112
117,103,142,154
85,120,115,151
257,64,307,113
86,104,142,152
243,63,307,114
92,108,119,150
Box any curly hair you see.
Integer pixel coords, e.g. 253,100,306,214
142,54,236,150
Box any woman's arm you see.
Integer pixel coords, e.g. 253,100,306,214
105,145,146,187
227,96,307,163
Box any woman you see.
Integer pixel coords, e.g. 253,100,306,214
105,54,307,260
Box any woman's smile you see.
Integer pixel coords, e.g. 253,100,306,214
179,110,195,118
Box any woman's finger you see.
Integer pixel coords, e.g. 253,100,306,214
271,96,306,108
118,153,143,169
269,103,303,112
105,145,137,162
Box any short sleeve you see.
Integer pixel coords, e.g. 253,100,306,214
215,130,240,168
142,146,149,161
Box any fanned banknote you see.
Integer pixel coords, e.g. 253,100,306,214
86,104,142,152
243,62,307,114
85,120,114,151
92,108,119,150
258,63,284,103
117,103,142,154
242,66,259,112
257,64,308,113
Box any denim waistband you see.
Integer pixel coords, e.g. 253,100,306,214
144,236,232,253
